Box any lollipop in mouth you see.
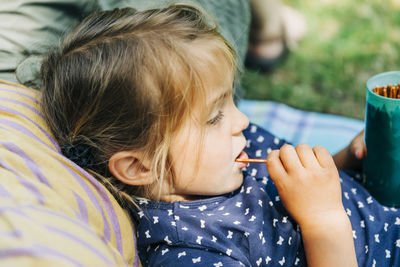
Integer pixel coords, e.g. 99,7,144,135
235,158,268,163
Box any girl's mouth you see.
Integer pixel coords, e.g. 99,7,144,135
235,151,249,168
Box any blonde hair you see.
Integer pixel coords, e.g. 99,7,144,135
41,4,237,208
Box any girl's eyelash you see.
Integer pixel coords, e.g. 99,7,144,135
207,111,224,125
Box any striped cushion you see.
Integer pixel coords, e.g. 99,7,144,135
0,80,140,266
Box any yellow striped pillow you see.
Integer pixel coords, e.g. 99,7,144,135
0,80,140,266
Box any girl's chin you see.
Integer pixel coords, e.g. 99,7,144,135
207,178,243,196
228,173,244,191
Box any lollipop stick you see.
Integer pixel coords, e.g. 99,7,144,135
235,158,267,163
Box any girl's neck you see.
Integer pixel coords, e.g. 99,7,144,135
159,193,206,202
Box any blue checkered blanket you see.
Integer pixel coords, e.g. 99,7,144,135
238,99,364,154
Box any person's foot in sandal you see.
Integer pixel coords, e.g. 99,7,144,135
246,1,307,72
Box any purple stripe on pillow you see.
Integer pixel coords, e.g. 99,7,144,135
0,87,39,104
0,203,133,265
1,93,125,253
45,225,112,265
69,165,124,254
14,85,41,98
2,137,120,251
129,216,140,267
52,152,125,254
0,158,45,204
0,184,11,198
62,166,112,243
2,142,51,187
0,118,58,152
15,85,41,98
0,106,59,150
19,204,111,247
73,192,88,223
0,244,84,267
2,113,123,256
12,204,128,265
0,229,23,238
0,97,45,119
0,204,113,260
0,125,7,131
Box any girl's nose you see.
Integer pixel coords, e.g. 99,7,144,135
232,105,249,134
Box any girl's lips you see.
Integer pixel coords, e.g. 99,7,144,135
237,150,248,160
236,151,249,168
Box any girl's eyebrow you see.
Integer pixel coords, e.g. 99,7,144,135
209,88,232,108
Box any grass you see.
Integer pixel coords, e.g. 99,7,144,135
241,0,400,120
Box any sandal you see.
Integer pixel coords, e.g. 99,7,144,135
244,37,289,73
245,5,306,73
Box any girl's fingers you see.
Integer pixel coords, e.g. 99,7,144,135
312,145,336,169
295,143,319,169
267,149,287,183
279,144,303,173
350,130,366,159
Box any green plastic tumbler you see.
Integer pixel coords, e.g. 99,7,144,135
363,71,400,207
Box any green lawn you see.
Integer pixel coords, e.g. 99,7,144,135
241,0,400,120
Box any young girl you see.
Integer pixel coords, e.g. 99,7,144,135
40,4,399,267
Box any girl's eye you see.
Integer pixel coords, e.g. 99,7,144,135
207,110,224,125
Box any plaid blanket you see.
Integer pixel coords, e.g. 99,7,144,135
238,99,364,154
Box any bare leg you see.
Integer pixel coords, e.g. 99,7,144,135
248,0,307,61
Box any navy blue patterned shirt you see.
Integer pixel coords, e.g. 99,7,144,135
134,123,400,266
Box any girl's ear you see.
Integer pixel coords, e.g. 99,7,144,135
108,151,154,186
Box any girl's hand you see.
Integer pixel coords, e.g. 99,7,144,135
267,144,345,227
349,129,366,159
333,129,366,170
267,144,358,267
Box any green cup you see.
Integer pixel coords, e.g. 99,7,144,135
363,71,400,207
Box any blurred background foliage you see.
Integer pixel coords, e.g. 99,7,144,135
241,0,400,120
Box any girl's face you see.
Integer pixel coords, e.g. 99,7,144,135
161,65,250,202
